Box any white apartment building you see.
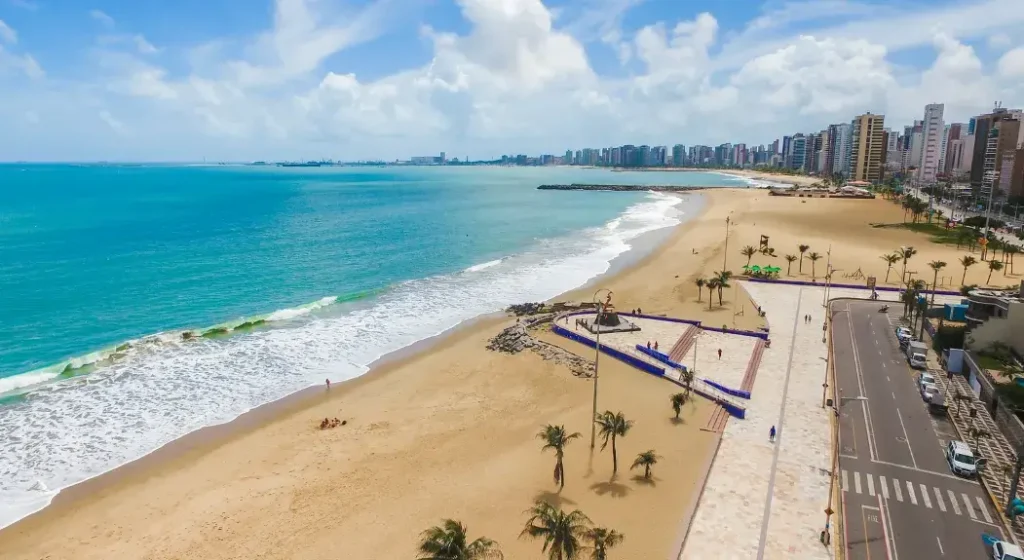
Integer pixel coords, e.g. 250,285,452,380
831,123,852,175
938,124,951,174
917,104,944,182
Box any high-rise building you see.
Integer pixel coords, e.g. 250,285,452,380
781,136,793,168
826,123,852,175
943,123,963,175
638,145,651,167
672,144,685,167
791,134,807,171
908,120,924,171
849,112,886,183
969,108,1023,192
917,104,945,182
817,129,830,173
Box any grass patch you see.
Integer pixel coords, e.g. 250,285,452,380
871,222,978,247
975,353,1008,371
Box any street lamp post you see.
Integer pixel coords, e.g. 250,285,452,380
723,216,731,271
590,288,612,449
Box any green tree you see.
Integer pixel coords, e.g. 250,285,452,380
741,245,757,266
798,244,810,273
807,252,822,281
988,259,1004,284
585,527,624,560
594,411,633,474
694,277,705,302
538,425,581,491
899,246,917,284
679,369,694,394
670,392,688,419
418,519,503,560
520,501,592,560
630,450,659,479
706,278,720,311
784,254,798,276
959,255,977,286
881,253,901,283
1005,245,1020,275
715,270,733,306
928,260,947,304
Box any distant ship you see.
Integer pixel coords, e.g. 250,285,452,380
277,161,326,167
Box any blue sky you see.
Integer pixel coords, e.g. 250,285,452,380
2,0,1023,161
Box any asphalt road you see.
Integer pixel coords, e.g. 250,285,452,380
833,300,1004,559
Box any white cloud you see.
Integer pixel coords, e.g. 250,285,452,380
988,33,1012,50
998,48,1024,79
0,44,43,78
3,0,1024,161
90,9,115,29
0,19,17,44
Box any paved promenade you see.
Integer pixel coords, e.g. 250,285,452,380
680,283,962,559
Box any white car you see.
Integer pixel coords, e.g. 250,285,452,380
918,372,936,391
992,539,1024,560
946,440,977,478
921,383,940,402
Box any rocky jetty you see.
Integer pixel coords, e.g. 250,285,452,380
538,183,711,192
504,301,596,316
487,319,594,378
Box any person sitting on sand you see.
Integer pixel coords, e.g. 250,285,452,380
320,418,329,430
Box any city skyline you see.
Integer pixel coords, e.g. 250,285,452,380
1,0,1024,161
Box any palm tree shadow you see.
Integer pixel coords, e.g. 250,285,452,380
669,417,685,426
589,480,632,498
534,490,576,508
632,475,658,487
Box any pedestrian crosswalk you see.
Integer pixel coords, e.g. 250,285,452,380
841,469,994,523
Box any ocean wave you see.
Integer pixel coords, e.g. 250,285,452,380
0,191,692,530
463,259,503,273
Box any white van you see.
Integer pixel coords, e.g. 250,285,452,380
992,540,1024,560
946,440,977,478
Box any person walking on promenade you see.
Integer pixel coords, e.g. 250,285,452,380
769,425,776,443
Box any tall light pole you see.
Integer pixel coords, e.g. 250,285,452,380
821,245,833,307
590,288,612,449
723,216,731,271
983,171,1001,238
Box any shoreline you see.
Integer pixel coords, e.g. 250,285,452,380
0,191,711,535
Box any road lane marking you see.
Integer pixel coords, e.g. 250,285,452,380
934,488,946,512
892,391,895,399
880,493,898,560
869,458,978,482
880,476,889,499
920,484,932,508
893,478,903,501
847,308,878,461
906,481,917,505
855,471,862,494
842,469,849,491
963,494,977,519
896,408,918,468
948,490,961,515
887,375,891,381
937,536,944,555
977,497,993,523
868,473,875,496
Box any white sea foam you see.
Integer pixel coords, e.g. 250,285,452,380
463,259,503,273
0,191,691,530
0,370,61,394
265,296,339,321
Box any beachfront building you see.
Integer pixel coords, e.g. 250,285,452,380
969,107,1023,195
965,283,1024,356
918,103,945,183
826,123,851,176
849,113,886,183
790,134,807,171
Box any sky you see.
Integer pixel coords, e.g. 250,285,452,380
2,0,1024,162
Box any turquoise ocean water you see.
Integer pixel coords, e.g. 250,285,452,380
0,164,749,528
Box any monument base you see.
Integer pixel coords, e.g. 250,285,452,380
579,316,641,335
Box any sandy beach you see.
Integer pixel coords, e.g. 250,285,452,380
1,188,1014,560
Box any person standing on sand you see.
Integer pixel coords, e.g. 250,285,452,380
654,341,659,351
717,348,722,360
769,425,776,443
325,378,330,390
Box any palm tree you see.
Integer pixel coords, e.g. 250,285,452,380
987,259,1004,284
418,519,503,560
881,253,901,283
969,427,992,452
520,501,591,560
594,411,633,474
630,450,659,479
715,270,732,306
956,228,974,249
741,245,756,266
928,260,947,304
784,254,797,275
538,425,581,491
1005,245,1020,275
705,278,719,310
679,368,695,393
670,392,688,419
798,244,810,273
899,246,917,284
959,255,977,286
585,527,623,560
694,278,705,302
807,252,822,281
953,392,973,417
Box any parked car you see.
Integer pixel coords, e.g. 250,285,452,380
992,539,1024,560
921,383,940,402
918,372,936,391
946,440,977,478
